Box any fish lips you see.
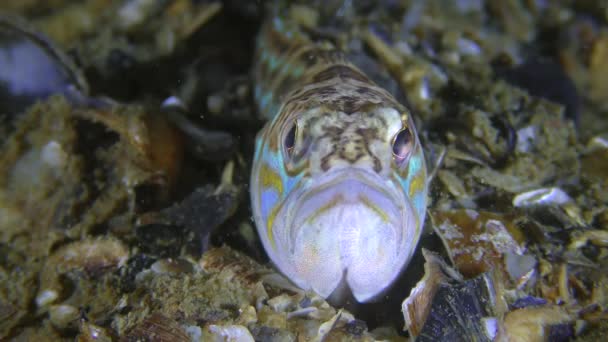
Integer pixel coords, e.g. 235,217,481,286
273,168,419,302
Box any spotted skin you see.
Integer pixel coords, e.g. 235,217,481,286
250,13,428,303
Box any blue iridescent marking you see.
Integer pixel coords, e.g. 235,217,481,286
412,191,426,219
408,154,423,175
261,189,279,221
395,154,425,215
407,154,426,217
283,175,304,199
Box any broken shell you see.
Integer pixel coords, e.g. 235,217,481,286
37,237,128,307
402,249,502,341
402,249,577,341
513,187,573,207
431,209,531,281
125,313,190,342
316,310,343,341
497,305,575,341
205,324,255,342
1,95,188,244
402,250,575,341
74,105,184,192
402,250,461,338
504,252,537,289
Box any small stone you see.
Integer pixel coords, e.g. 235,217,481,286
49,304,79,330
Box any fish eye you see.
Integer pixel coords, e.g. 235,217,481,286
284,123,297,156
392,128,413,161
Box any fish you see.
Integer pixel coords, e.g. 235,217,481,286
250,10,428,303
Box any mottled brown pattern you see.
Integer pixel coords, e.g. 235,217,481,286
312,64,371,84
318,120,384,173
280,78,401,119
256,16,408,179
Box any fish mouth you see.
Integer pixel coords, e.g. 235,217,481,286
290,169,405,237
277,168,418,302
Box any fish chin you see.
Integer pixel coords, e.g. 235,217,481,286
278,172,418,302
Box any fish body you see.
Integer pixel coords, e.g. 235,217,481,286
250,12,428,303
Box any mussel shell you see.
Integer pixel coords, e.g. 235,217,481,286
0,15,88,116
415,272,496,342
